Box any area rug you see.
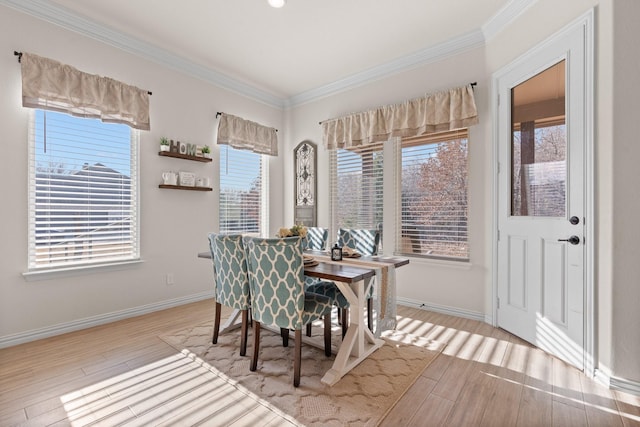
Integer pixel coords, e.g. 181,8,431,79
159,311,445,427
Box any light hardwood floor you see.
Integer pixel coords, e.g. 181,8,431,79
1,300,638,426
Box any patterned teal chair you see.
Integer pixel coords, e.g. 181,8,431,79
244,236,334,387
302,226,328,294
338,228,381,256
303,227,328,251
208,233,251,357
308,228,381,335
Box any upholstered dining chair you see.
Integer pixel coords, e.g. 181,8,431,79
208,233,251,356
244,236,334,387
302,226,328,293
303,226,329,251
307,228,381,335
338,228,381,256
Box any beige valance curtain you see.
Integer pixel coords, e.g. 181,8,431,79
20,52,150,130
217,113,278,156
322,84,478,150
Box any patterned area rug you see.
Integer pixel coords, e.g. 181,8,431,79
160,311,444,427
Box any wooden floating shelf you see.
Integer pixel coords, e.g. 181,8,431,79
159,184,212,191
158,151,212,162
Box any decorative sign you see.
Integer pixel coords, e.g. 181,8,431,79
294,140,317,226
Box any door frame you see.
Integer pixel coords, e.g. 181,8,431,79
490,9,595,375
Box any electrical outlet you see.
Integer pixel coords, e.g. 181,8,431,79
166,273,175,285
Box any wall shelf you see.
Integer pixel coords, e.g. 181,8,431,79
158,184,212,191
158,151,212,162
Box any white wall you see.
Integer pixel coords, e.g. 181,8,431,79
285,0,639,388
611,0,640,385
2,0,638,389
286,47,492,319
485,0,639,391
0,6,284,343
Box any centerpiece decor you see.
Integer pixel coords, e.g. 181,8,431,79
277,224,307,238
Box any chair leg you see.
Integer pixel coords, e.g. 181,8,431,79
281,328,289,347
367,298,373,332
250,321,260,371
341,308,349,339
212,302,222,344
324,313,332,357
294,329,302,387
306,323,312,337
239,309,248,357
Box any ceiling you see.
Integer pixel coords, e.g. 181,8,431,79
8,0,535,107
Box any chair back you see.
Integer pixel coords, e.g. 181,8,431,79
304,227,328,251
244,236,305,330
208,233,250,310
338,228,381,255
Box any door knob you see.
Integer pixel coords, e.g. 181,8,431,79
558,235,580,245
569,216,580,225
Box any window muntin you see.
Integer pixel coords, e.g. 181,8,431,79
399,130,469,260
28,110,139,270
219,145,265,235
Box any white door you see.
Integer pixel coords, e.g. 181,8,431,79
495,17,591,370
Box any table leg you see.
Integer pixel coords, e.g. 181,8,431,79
321,277,385,386
220,308,243,333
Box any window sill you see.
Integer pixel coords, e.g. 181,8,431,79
22,259,144,282
394,254,473,270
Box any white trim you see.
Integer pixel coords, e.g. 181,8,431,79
397,297,485,323
491,9,595,374
2,0,538,109
23,259,145,281
482,0,537,41
0,291,214,349
1,0,285,109
610,376,640,397
288,30,485,107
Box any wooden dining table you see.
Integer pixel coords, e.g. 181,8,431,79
197,250,409,386
304,251,408,385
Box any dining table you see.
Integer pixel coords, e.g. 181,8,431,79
197,249,409,386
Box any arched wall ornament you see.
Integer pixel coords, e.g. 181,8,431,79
294,140,317,226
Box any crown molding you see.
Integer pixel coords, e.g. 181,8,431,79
3,0,537,109
287,29,485,108
0,0,286,109
482,0,537,41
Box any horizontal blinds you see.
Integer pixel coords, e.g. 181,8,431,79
28,110,138,269
330,143,384,243
219,145,263,234
398,130,469,260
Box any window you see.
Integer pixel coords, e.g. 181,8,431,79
329,131,469,261
28,110,139,270
399,130,469,260
219,145,266,234
330,143,384,240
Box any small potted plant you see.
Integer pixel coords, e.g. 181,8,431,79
160,137,170,152
201,145,211,159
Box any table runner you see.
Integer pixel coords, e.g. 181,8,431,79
311,254,397,336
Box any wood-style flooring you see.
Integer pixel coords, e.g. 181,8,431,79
1,300,638,426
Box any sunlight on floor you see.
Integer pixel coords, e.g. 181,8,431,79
59,351,278,426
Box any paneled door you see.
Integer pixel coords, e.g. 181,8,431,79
495,15,592,370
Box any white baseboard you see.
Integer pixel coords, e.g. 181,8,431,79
611,374,640,397
595,369,640,397
0,291,215,349
396,296,485,322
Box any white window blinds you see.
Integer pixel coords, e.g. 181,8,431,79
330,143,384,241
28,110,139,270
397,130,469,260
219,145,266,234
